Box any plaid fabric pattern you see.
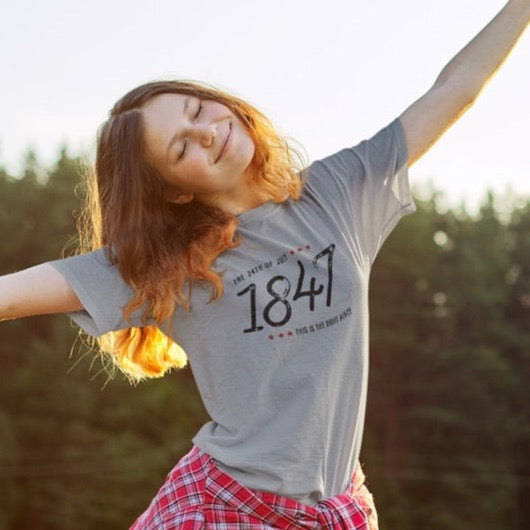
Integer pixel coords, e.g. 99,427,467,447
130,446,378,529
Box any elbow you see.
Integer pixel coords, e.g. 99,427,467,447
431,78,479,122
457,94,477,119
459,87,481,109
433,75,481,110
0,274,26,320
460,89,479,109
0,281,11,320
0,299,15,321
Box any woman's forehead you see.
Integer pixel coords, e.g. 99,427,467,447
142,93,187,121
141,94,187,155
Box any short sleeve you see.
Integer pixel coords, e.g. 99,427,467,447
48,249,150,337
305,118,416,265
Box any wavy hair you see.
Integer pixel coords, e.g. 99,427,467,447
79,80,305,381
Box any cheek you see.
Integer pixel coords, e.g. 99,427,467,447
240,137,256,169
228,129,254,167
179,156,211,184
240,128,256,157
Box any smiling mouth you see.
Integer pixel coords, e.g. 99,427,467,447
215,122,232,163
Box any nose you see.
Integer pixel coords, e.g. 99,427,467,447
189,123,216,147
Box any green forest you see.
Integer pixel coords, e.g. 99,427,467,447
0,150,529,529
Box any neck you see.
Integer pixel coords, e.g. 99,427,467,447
196,179,269,216
212,191,268,216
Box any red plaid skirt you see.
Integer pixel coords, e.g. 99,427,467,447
130,446,378,529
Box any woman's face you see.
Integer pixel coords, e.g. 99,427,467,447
141,93,256,207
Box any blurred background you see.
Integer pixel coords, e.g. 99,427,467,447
1,0,529,528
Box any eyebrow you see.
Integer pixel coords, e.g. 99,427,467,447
165,96,191,160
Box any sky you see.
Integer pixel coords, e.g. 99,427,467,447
1,0,529,213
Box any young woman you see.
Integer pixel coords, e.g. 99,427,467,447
1,1,528,528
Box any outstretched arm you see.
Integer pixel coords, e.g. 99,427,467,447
0,264,83,321
400,0,530,166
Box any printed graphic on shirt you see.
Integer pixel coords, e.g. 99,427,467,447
233,242,352,339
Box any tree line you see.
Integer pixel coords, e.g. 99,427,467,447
0,150,528,529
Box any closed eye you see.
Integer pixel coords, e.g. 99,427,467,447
177,100,202,161
177,140,187,161
195,100,203,119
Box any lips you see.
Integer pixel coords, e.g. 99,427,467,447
215,122,232,163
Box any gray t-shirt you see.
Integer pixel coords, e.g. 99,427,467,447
49,118,415,505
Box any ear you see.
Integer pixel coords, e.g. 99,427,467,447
165,188,194,205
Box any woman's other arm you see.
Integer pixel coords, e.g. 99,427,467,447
0,264,82,321
400,0,530,166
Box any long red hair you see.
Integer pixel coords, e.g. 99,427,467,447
79,80,304,381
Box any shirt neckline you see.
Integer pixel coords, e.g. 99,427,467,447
236,200,281,225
